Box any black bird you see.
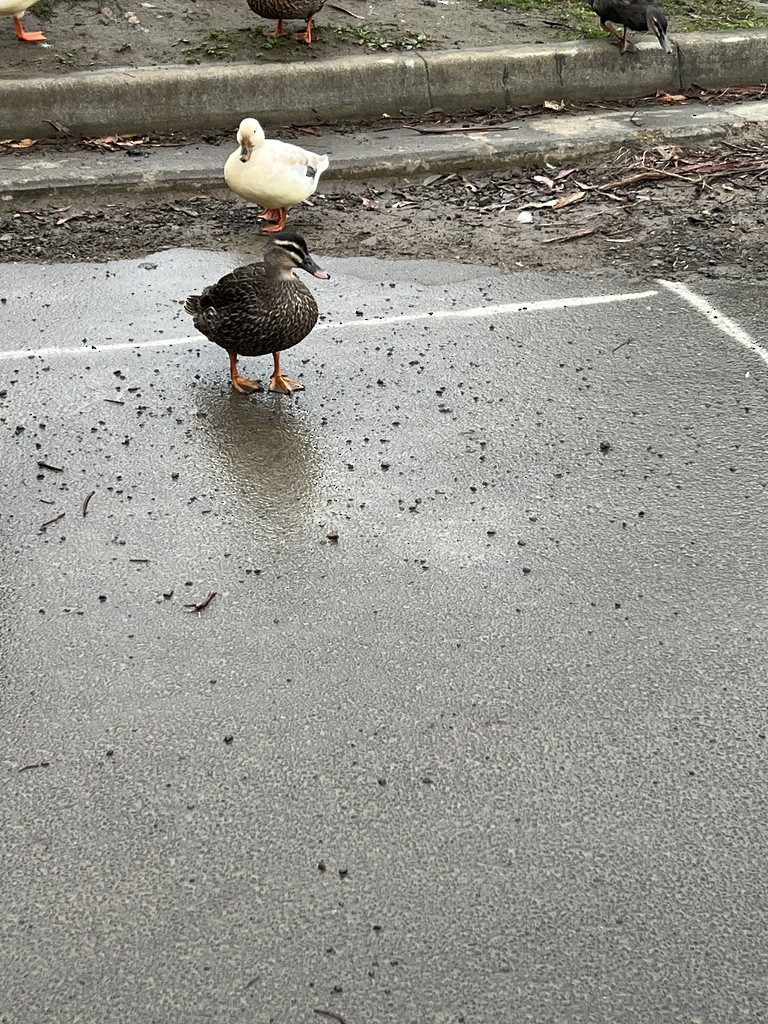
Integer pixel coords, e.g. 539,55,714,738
589,0,673,54
185,233,329,395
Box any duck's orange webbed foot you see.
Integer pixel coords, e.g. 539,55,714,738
229,352,263,395
268,352,304,395
269,374,304,394
14,16,46,41
260,208,289,233
263,19,286,37
292,17,315,43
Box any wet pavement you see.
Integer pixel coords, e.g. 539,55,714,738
1,251,767,1024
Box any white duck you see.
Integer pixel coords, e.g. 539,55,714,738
224,117,330,233
1,0,46,41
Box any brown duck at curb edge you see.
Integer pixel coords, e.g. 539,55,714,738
246,0,327,44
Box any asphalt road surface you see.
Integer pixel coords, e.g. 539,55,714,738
1,251,766,1024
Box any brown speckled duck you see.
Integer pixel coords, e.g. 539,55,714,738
185,233,330,395
246,0,326,43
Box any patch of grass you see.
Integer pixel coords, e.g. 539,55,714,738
664,0,768,30
258,33,304,52
182,29,238,63
182,26,312,63
477,0,768,32
479,0,544,9
477,0,604,37
333,24,430,51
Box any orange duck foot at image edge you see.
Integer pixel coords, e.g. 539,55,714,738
14,16,45,41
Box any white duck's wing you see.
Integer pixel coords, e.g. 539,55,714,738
224,132,331,209
263,138,330,174
251,139,329,203
257,161,321,205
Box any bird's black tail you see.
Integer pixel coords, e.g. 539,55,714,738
184,295,202,316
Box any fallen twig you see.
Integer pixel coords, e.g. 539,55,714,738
45,119,72,135
84,134,149,151
314,1011,349,1024
18,761,51,772
82,490,95,517
170,205,199,218
702,164,768,183
40,512,65,531
405,122,519,134
542,227,597,244
129,557,150,564
596,168,691,191
327,2,364,16
56,212,86,227
186,590,217,614
104,398,125,405
37,460,63,472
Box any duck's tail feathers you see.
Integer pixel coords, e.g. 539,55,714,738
185,294,220,337
309,150,329,177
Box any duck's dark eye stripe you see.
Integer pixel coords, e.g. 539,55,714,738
273,240,307,262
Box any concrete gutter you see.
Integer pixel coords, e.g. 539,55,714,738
1,31,767,139
2,99,766,200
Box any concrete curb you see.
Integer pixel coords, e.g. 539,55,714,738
2,100,766,200
1,31,767,139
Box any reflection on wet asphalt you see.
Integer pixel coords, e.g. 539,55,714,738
193,387,321,538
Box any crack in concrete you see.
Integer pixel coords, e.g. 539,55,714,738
674,37,684,90
555,53,566,93
418,50,432,109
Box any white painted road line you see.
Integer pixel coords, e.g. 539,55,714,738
320,290,660,330
0,289,658,362
659,279,768,369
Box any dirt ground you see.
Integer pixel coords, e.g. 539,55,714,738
2,131,766,282
2,0,766,77
0,0,578,77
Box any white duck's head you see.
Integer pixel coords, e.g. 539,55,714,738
236,118,265,163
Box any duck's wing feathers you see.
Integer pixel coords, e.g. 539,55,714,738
263,138,330,174
194,264,265,308
185,264,267,341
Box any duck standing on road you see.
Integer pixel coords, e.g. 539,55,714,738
185,233,330,396
589,0,673,54
1,0,46,41
246,0,326,44
225,117,330,234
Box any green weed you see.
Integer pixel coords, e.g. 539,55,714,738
333,25,430,50
182,29,239,63
476,0,768,32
